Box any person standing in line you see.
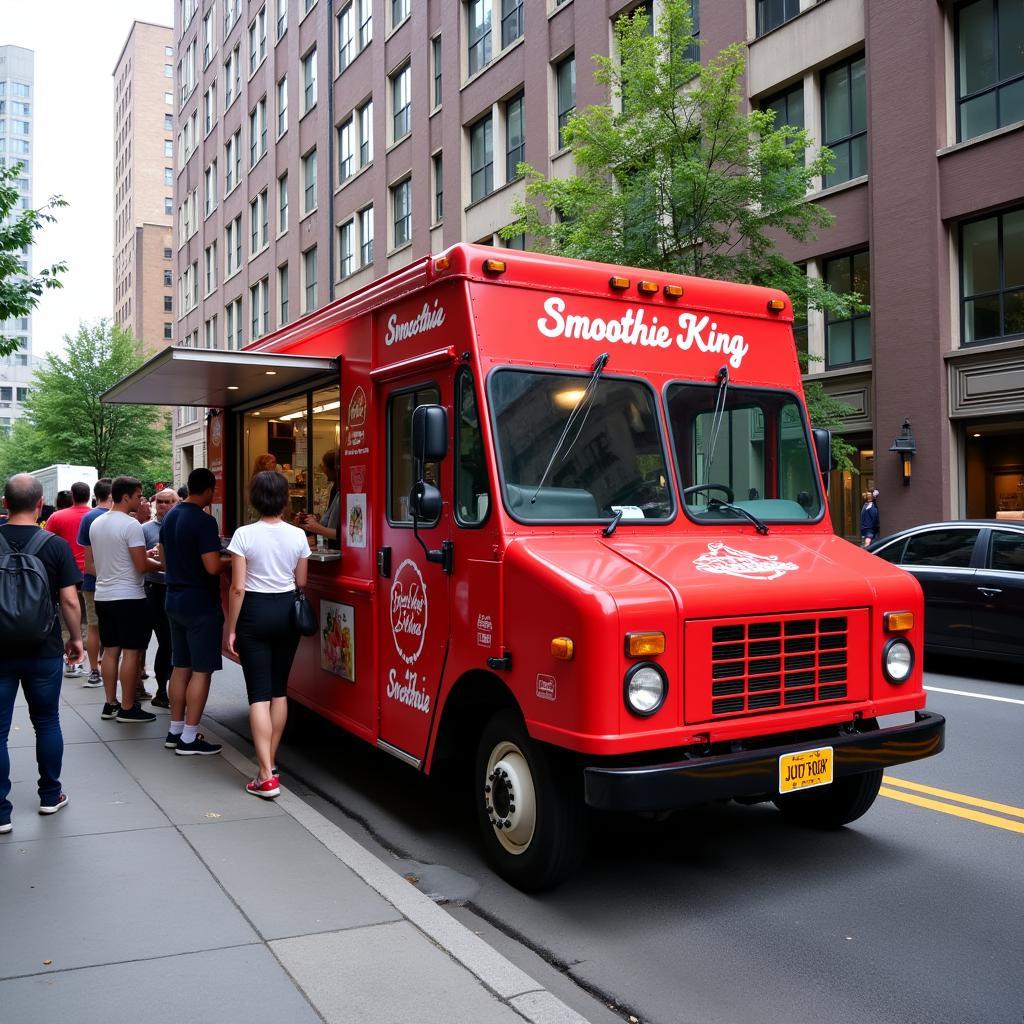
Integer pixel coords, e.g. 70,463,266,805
143,489,178,709
44,481,92,680
54,490,73,510
76,478,113,688
88,476,160,724
226,471,310,798
860,490,880,548
160,469,227,756
0,474,84,833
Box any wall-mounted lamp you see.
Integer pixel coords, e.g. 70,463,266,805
889,418,916,485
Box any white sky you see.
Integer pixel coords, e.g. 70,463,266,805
3,0,173,357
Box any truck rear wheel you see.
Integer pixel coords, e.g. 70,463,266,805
475,709,587,891
772,768,884,829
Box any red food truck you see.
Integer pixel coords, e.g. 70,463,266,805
106,244,944,890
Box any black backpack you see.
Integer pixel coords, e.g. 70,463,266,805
0,529,57,645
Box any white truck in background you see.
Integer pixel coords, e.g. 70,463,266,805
29,464,98,508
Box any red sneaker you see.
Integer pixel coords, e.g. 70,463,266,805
245,776,280,799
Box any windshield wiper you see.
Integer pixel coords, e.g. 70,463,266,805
709,498,770,535
702,365,730,482
602,508,624,538
530,352,609,505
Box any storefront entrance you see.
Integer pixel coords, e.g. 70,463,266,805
828,439,874,541
964,422,1024,519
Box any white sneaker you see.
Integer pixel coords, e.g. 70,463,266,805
63,661,78,677
82,670,103,688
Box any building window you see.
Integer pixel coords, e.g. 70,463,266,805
164,322,173,340
358,0,372,47
358,100,374,165
203,6,216,65
165,139,174,157
204,317,217,349
164,269,173,287
226,215,243,276
392,64,411,141
250,189,269,254
302,47,317,113
339,118,355,180
505,91,525,182
205,160,218,215
205,242,218,294
470,115,493,203
822,56,867,187
359,205,374,265
338,2,355,71
249,7,267,74
956,0,1024,141
391,0,409,28
763,82,804,131
165,113,174,130
164,167,174,186
277,75,288,136
339,219,355,277
501,0,524,49
433,152,443,222
302,149,317,214
468,0,492,76
824,250,871,368
303,0,315,12
225,298,243,349
960,206,1024,344
165,92,173,105
303,246,318,311
278,172,289,233
277,0,288,39
432,36,443,108
224,0,241,35
165,63,173,77
225,130,241,192
225,45,240,108
392,178,411,248
755,0,799,37
556,53,576,150
204,83,218,134
278,262,289,324
165,197,174,215
164,295,174,312
164,247,173,260
251,277,270,339
249,96,268,165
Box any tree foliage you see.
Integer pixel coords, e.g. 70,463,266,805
502,0,863,469
0,162,68,357
0,321,171,487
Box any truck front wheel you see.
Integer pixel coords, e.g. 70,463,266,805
475,709,587,891
772,768,884,829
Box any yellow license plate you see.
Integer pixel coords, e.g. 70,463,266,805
778,747,834,794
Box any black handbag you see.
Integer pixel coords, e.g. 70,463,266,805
292,589,317,637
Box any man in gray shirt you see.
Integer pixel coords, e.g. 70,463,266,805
143,489,178,708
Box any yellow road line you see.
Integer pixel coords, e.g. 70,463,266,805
883,776,1024,820
879,787,1024,835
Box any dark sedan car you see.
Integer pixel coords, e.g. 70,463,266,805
868,520,1024,664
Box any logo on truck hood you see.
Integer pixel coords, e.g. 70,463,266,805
694,542,799,581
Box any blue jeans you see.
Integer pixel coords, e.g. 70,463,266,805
0,656,64,824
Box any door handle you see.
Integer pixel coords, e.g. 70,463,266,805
377,546,392,578
977,587,1002,596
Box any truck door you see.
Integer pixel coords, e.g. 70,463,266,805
375,377,452,765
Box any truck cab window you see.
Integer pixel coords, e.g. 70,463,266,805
388,385,441,524
456,372,490,525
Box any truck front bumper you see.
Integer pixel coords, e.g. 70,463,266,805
583,711,945,812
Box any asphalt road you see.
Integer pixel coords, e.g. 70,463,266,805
203,656,1024,1024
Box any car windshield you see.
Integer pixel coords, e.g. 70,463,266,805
666,382,824,524
489,369,673,522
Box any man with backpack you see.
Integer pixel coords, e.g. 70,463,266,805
0,474,84,834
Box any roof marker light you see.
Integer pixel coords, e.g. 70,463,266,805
609,275,630,290
483,258,506,274
767,298,786,312
637,280,659,295
434,256,451,271
664,284,684,299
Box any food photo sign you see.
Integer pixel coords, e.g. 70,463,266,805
320,600,355,682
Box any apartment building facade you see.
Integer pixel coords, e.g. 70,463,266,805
172,0,1024,537
113,22,176,354
0,44,38,434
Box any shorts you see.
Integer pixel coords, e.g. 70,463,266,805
95,598,153,652
167,609,224,674
83,589,98,628
235,591,300,704
60,586,88,645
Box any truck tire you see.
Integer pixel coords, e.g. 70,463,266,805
772,768,884,829
475,709,587,891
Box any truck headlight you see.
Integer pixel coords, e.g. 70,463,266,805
624,663,667,716
883,639,914,683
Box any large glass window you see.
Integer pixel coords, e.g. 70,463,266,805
490,370,673,522
957,0,1024,141
556,54,576,150
470,115,493,202
763,82,804,133
501,0,524,48
392,178,411,248
822,56,867,187
388,385,441,524
756,0,800,37
468,0,492,76
960,206,1024,344
666,383,824,525
824,250,871,367
392,64,411,141
506,92,525,183
456,372,491,525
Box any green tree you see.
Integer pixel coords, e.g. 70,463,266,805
0,162,67,357
0,320,171,486
502,0,862,468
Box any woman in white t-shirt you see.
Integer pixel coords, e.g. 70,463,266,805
226,471,310,798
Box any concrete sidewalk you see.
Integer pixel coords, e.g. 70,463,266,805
0,679,592,1024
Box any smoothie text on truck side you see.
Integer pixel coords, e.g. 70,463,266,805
105,244,946,890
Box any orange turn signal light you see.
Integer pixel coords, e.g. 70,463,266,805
625,632,666,658
551,637,575,661
609,275,631,290
637,280,659,295
663,284,684,299
483,258,506,274
767,298,787,312
434,256,451,272
884,611,914,633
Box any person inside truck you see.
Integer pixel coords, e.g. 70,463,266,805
251,453,278,477
296,449,340,549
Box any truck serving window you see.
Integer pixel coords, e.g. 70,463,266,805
489,369,673,523
666,382,824,524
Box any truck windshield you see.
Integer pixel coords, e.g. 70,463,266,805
490,369,673,522
666,382,824,524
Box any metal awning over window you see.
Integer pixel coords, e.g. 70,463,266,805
102,347,339,408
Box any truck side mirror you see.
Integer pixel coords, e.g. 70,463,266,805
812,427,833,478
412,405,448,464
409,479,442,521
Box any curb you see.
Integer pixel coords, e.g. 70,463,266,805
214,730,593,1024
